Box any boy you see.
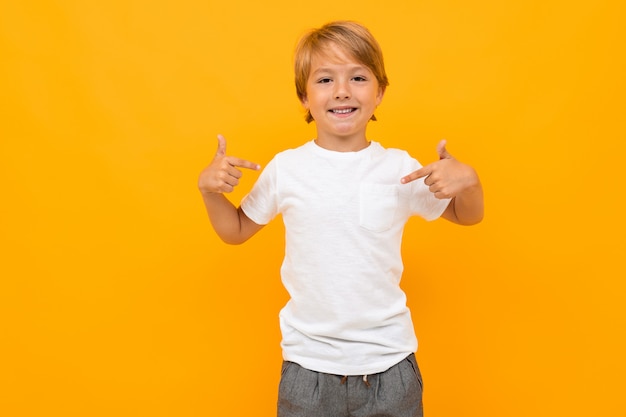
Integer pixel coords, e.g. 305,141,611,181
198,21,483,417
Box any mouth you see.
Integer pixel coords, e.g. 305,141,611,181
329,107,357,116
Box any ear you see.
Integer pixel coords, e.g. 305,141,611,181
376,86,386,106
300,94,309,108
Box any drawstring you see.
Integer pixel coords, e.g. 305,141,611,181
340,375,371,388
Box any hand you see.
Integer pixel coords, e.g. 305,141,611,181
400,140,480,199
198,134,260,194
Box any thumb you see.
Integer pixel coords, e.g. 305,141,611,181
215,134,227,157
437,139,453,160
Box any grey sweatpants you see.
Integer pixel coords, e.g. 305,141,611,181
277,354,424,417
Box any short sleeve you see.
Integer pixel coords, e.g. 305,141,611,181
240,157,279,225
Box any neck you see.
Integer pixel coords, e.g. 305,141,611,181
314,135,370,152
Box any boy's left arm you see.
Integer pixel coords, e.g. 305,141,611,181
401,140,484,225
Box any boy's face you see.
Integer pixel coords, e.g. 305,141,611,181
301,43,384,146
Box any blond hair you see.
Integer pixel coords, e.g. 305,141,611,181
294,21,389,123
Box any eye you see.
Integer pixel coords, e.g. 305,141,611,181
317,77,332,84
352,76,367,82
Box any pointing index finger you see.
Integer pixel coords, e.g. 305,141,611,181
226,156,261,171
401,165,431,184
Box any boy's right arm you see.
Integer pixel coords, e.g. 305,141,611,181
197,135,264,245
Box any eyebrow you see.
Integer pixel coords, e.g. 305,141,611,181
311,64,369,76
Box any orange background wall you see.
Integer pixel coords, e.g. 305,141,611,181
1,1,625,416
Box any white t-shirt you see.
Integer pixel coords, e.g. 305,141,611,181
241,140,450,375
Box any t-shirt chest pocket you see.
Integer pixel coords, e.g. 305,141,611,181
359,183,399,232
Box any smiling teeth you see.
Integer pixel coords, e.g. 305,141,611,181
332,108,354,114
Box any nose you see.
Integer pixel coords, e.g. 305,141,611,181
334,79,351,100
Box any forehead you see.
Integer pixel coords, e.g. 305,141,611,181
309,42,367,72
